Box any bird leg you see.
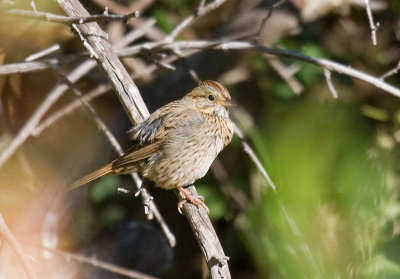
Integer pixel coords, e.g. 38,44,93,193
177,186,210,215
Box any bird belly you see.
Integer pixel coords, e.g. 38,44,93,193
143,134,225,190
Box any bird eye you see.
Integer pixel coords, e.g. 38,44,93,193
208,94,215,101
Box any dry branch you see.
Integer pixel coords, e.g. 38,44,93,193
8,9,140,24
56,0,231,277
118,40,400,98
56,0,148,124
2,40,399,100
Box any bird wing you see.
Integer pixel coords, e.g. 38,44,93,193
128,100,185,144
112,140,163,171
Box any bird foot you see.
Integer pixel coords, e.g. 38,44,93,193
177,186,210,215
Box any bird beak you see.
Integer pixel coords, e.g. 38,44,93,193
221,99,235,108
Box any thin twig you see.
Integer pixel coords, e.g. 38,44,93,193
233,123,276,191
25,44,60,62
253,0,286,43
165,0,227,42
364,0,378,45
0,212,37,279
267,55,303,95
211,159,249,209
37,245,159,279
380,60,400,80
95,0,166,41
8,9,140,24
0,58,71,75
57,72,122,152
173,50,201,83
323,68,338,98
33,84,110,136
119,187,176,246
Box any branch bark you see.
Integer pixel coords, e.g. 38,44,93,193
56,0,231,278
56,0,148,124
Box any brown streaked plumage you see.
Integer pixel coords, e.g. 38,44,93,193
66,80,234,213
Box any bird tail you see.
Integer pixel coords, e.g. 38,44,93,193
63,163,113,192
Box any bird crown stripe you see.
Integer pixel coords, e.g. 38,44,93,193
200,80,230,99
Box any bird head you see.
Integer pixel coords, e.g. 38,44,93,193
187,80,234,118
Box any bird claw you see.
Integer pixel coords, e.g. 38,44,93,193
177,187,210,215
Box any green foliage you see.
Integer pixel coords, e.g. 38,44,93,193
296,44,325,86
239,95,400,278
90,176,119,202
392,0,400,15
152,8,175,33
197,183,228,220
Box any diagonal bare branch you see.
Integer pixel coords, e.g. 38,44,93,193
233,123,276,191
56,1,231,277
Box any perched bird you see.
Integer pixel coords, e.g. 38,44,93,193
66,80,234,213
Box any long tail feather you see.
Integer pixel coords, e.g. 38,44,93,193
64,163,113,192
